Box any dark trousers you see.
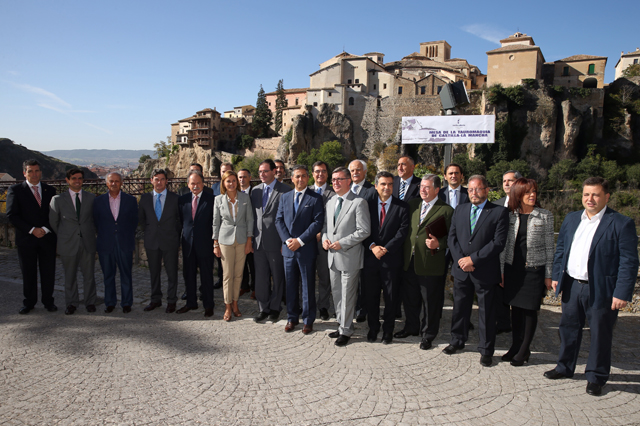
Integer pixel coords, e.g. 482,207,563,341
284,256,316,325
98,239,133,308
147,247,179,304
556,279,619,386
254,249,285,314
17,241,56,308
241,252,255,292
183,249,214,309
363,262,398,336
450,276,497,356
215,255,223,282
401,260,423,334
419,273,447,342
495,283,511,331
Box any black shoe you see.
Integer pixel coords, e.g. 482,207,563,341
543,369,567,380
442,344,464,355
501,347,519,362
356,313,366,323
45,304,58,312
480,355,493,367
586,382,603,396
393,329,419,339
19,306,33,315
335,335,350,347
419,339,432,350
328,330,341,338
181,292,187,300
104,306,115,313
319,308,330,321
254,312,269,322
268,311,280,323
86,304,96,313
381,333,393,345
510,351,530,366
123,306,131,313
65,305,76,315
367,331,378,343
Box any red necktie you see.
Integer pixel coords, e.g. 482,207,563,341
191,195,198,220
380,202,386,227
32,186,42,207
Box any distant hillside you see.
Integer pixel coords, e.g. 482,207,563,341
0,139,98,180
42,149,155,167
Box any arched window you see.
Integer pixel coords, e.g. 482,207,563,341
349,97,354,106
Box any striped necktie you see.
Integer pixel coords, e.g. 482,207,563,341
399,180,407,200
419,201,428,223
470,205,479,234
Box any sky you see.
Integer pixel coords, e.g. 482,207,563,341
2,0,638,152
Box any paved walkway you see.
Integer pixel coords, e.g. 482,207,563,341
1,246,639,425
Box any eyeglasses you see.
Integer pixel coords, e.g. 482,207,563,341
332,178,349,183
468,187,486,193
313,170,327,174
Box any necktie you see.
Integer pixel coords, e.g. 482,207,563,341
294,192,301,214
155,193,162,221
316,187,322,195
399,181,407,200
191,195,198,221
334,197,343,225
420,201,428,223
451,189,457,209
352,184,359,195
32,186,41,207
262,186,270,211
380,202,386,227
75,192,81,220
470,205,479,234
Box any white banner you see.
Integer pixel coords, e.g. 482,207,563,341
401,115,495,144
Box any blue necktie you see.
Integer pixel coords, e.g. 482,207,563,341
316,187,322,195
262,186,270,212
451,189,458,209
294,192,301,214
399,180,407,200
155,194,162,221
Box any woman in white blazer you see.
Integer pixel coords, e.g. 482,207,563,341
213,170,254,321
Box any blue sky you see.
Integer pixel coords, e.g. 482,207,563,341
2,0,638,151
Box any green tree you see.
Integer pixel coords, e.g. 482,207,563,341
154,137,172,159
252,85,273,138
274,80,287,135
622,64,640,78
452,153,486,181
139,154,152,163
237,151,273,178
236,134,254,150
296,140,346,184
486,159,530,187
546,159,576,190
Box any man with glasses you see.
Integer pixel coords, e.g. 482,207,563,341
443,175,509,367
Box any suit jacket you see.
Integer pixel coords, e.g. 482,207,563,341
393,175,420,202
552,207,639,309
178,191,214,258
6,181,57,248
447,201,509,285
212,191,254,245
322,191,371,271
493,196,509,208
93,191,139,254
363,195,410,269
403,198,454,276
352,180,376,201
177,185,213,197
250,180,293,251
138,190,181,252
212,182,221,196
49,190,97,254
438,185,470,207
309,184,335,205
276,189,324,259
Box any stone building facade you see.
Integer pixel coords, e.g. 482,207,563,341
487,33,545,87
552,55,607,89
614,48,640,80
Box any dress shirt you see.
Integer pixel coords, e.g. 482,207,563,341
449,186,461,208
503,195,510,207
369,197,391,249
566,206,607,281
240,186,251,194
109,191,121,220
69,189,82,210
399,176,413,199
314,183,327,194
153,189,167,214
352,180,366,195
226,195,238,222
28,182,50,235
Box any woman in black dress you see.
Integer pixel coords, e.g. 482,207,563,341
500,178,554,366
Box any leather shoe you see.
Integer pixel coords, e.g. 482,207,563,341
586,382,602,396
204,308,214,317
144,302,162,312
254,312,269,322
165,303,176,313
268,312,280,323
104,306,115,313
367,331,378,343
355,313,366,323
394,330,419,339
302,324,313,335
86,304,96,313
319,308,330,321
335,335,350,347
45,304,58,312
65,305,76,315
19,306,32,315
442,344,464,355
328,330,341,338
480,355,493,367
285,321,299,332
123,306,131,313
181,292,187,300
381,333,393,345
543,369,567,380
176,305,196,314
420,339,432,350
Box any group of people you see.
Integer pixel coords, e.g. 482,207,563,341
6,156,637,396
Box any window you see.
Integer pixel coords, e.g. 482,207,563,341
328,92,332,97
437,86,442,94
347,79,352,84
269,102,271,106
588,64,595,75
562,66,569,76
355,79,359,84
383,83,387,89
634,59,638,64
398,86,403,95
373,84,377,90
377,99,381,107
295,98,299,105
420,86,426,95
349,97,354,105
313,102,318,106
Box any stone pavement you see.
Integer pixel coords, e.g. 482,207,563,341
1,246,639,425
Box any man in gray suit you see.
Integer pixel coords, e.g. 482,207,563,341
310,161,336,320
322,166,371,346
251,159,293,323
49,168,97,315
139,168,182,313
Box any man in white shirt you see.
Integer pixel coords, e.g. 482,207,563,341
438,163,469,208
348,159,374,200
493,170,522,208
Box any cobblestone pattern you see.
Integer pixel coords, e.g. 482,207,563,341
1,247,639,425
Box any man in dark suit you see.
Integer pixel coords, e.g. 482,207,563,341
6,159,58,314
443,175,509,367
544,177,639,396
238,168,255,298
401,175,454,349
49,168,97,315
139,168,182,313
438,163,469,208
363,171,409,344
251,159,293,323
310,161,335,320
493,170,522,209
93,172,139,313
276,165,325,334
177,170,215,317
